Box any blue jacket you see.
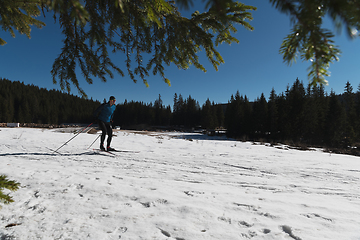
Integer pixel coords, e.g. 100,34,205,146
94,103,116,123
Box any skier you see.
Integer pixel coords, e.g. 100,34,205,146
93,96,117,151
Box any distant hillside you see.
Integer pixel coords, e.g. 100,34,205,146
0,78,100,124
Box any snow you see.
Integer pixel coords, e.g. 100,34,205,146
1,127,360,240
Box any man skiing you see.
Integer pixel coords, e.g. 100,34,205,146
93,96,117,151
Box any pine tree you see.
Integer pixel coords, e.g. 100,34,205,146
201,99,222,130
242,95,253,138
287,78,306,141
252,93,268,137
276,91,291,141
314,84,328,143
173,93,178,114
154,94,164,126
226,91,244,137
173,93,185,126
0,95,6,122
225,91,252,139
343,81,357,145
225,94,236,137
215,103,225,128
175,94,186,126
268,88,278,140
184,95,200,128
302,84,319,143
325,91,346,147
163,105,172,126
201,99,214,129
0,175,20,209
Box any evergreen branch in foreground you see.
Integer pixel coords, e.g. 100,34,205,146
0,175,20,208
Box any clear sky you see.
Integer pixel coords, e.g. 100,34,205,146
1,1,360,108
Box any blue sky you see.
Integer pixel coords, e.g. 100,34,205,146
1,1,360,108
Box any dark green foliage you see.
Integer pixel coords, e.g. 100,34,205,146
287,78,306,140
224,79,360,149
1,0,256,96
302,84,328,144
271,0,344,86
113,97,172,128
268,88,278,138
0,0,45,46
2,77,360,150
0,175,20,208
201,99,223,129
3,1,360,97
343,81,357,145
183,95,201,127
172,94,201,127
172,94,185,126
252,93,268,136
0,78,100,124
325,91,346,147
225,91,252,138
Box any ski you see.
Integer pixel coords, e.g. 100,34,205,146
93,148,139,154
93,149,116,155
111,149,140,153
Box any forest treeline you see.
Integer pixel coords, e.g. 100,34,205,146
226,78,360,150
1,77,360,151
0,78,100,124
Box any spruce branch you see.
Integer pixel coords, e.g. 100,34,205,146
0,175,20,208
275,0,342,86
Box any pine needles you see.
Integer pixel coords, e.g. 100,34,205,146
0,175,20,209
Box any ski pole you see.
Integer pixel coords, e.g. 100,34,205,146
87,134,101,149
53,122,94,153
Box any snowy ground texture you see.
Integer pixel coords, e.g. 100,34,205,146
1,127,360,240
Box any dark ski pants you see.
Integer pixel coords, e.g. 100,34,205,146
98,120,112,148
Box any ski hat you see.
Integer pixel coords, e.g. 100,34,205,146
109,96,116,101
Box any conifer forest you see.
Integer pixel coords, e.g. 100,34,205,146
1,77,360,153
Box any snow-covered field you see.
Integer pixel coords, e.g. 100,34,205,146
0,127,360,240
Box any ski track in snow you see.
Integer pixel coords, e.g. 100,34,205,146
0,128,360,240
